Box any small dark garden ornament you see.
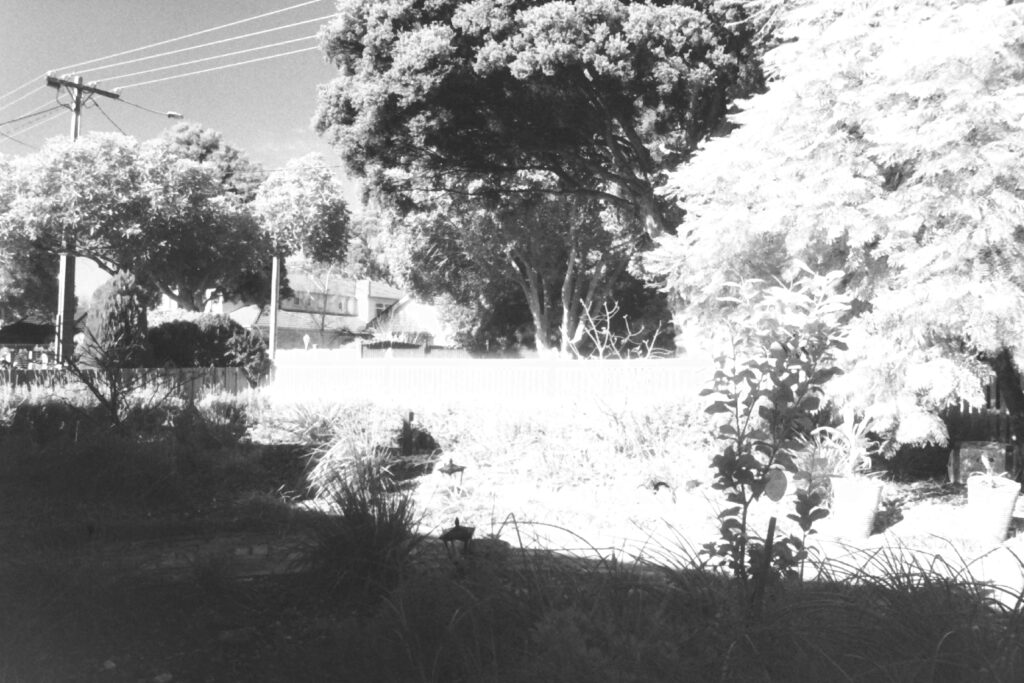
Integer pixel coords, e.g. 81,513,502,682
439,458,467,486
440,518,474,558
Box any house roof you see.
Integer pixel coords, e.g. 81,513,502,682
367,281,405,300
283,272,404,301
236,305,361,334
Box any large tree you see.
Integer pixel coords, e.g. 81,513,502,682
133,138,274,310
391,191,642,354
253,153,352,263
0,128,278,312
0,155,58,321
313,0,765,233
648,0,1024,444
0,236,58,322
158,122,267,201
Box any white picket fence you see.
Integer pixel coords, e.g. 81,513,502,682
269,358,713,408
2,367,254,397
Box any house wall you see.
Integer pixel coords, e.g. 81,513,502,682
273,326,358,350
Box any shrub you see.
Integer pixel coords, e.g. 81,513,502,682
277,401,440,489
701,269,848,613
79,271,154,369
146,318,207,367
147,313,270,384
168,390,263,447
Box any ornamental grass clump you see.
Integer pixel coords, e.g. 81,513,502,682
297,456,422,599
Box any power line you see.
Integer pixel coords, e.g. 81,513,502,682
0,85,47,115
93,101,126,135
0,110,66,144
54,0,328,73
80,15,332,77
117,46,320,90
0,129,35,150
0,105,65,129
116,96,183,119
101,35,318,83
0,76,45,105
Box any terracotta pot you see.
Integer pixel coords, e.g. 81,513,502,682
829,476,883,540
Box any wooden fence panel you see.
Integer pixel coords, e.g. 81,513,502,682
0,367,252,397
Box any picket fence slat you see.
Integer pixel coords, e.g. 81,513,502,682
0,367,254,397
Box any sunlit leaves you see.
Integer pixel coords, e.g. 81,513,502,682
0,127,283,311
253,153,351,263
649,0,1024,443
701,268,849,592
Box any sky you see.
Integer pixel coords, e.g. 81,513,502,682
0,0,344,174
0,0,351,299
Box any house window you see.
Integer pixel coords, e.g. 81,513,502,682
375,302,389,317
337,296,357,315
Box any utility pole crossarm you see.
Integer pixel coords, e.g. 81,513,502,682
45,75,121,101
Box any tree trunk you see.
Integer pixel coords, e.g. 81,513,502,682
157,284,200,312
508,254,555,355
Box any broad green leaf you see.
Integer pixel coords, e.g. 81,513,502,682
764,469,788,501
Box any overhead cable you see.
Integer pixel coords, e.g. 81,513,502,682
101,35,317,83
116,96,182,119
0,129,36,150
0,77,45,105
0,85,48,115
117,46,321,90
2,110,66,140
0,105,66,129
80,15,332,77
54,0,327,73
93,101,127,135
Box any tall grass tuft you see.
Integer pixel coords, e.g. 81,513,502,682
297,457,422,599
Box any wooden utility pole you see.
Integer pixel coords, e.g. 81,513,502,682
45,75,120,363
269,255,281,361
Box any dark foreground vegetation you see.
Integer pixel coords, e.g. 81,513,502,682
0,388,1020,683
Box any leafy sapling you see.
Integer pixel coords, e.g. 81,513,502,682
701,267,850,614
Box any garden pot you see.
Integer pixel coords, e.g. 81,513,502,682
828,476,882,540
966,475,1021,544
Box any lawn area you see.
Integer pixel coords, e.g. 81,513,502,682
1,389,1023,682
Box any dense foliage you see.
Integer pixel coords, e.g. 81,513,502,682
649,0,1024,444
80,271,154,369
315,0,765,232
0,127,350,315
313,0,766,353
253,153,351,262
148,313,270,384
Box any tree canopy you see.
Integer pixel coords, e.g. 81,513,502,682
0,130,272,311
159,122,267,201
388,191,644,354
253,153,352,263
314,0,765,232
0,129,353,314
134,138,273,310
647,0,1024,443
0,155,57,320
